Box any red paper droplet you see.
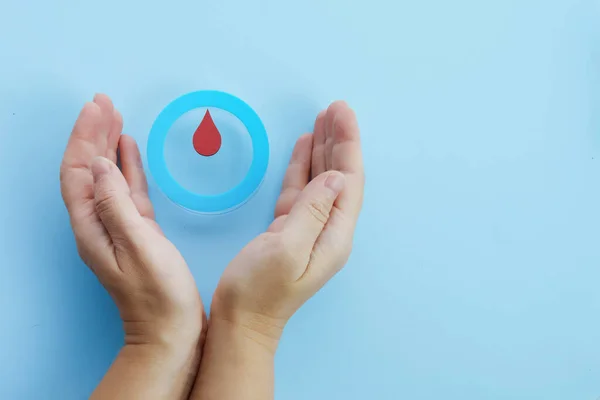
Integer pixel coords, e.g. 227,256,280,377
193,110,222,157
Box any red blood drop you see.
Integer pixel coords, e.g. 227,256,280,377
193,110,222,157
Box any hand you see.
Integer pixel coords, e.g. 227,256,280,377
211,101,364,344
60,94,205,347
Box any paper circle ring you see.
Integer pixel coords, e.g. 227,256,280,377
147,90,269,213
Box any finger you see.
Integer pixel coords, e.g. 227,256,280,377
91,156,144,243
274,134,313,218
325,101,347,170
267,215,287,233
119,135,155,220
283,171,345,257
106,109,123,163
324,104,339,171
311,110,327,179
329,101,365,218
60,102,103,211
329,101,363,175
93,94,115,157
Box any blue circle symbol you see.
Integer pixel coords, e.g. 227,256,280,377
147,91,269,213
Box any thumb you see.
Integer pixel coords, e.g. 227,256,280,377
283,171,345,255
91,156,143,242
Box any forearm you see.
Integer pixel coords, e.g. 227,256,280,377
91,331,202,400
190,316,280,400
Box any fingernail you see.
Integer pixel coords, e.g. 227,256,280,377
325,172,345,195
91,157,110,182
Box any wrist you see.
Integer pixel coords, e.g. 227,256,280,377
123,321,203,369
120,297,205,343
209,306,285,355
119,338,199,367
121,309,206,367
123,317,203,345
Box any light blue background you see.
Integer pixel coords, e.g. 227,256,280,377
0,0,599,398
